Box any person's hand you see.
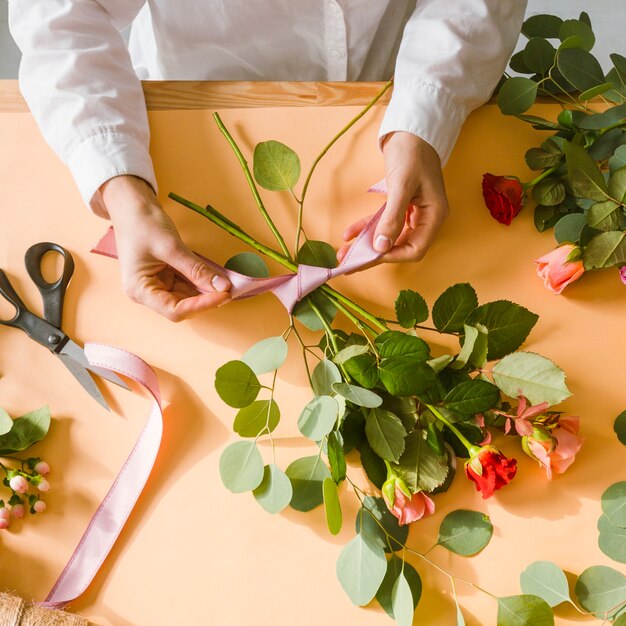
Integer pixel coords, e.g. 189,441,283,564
100,175,231,321
337,132,449,264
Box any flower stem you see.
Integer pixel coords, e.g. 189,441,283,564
522,163,561,190
213,112,292,260
426,404,481,456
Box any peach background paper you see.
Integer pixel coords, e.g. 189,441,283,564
0,95,624,626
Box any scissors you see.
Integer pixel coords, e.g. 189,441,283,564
0,242,129,410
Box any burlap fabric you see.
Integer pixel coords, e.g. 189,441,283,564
0,593,89,626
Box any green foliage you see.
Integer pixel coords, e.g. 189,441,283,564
598,514,626,563
358,440,386,489
224,252,269,277
583,231,626,269
496,595,554,626
333,383,382,408
0,406,50,454
0,408,13,437
311,359,342,395
233,400,280,437
575,566,626,619
285,455,330,512
394,290,429,328
392,572,416,626
497,77,538,115
432,283,478,332
355,496,408,553
215,361,262,408
519,561,571,607
253,140,301,191
365,408,407,463
293,291,337,331
327,431,347,483
492,352,571,406
437,510,494,556
298,240,337,268
452,323,488,370
323,477,342,535
554,213,587,244
394,429,448,493
615,410,626,445
375,331,429,360
601,481,626,528
242,336,288,374
376,556,422,618
443,379,500,417
219,441,264,493
379,357,436,397
297,396,339,440
344,353,379,389
253,464,293,514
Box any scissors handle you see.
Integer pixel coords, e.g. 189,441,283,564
24,242,75,329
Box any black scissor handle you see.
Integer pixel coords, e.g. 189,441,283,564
0,269,28,325
24,242,75,329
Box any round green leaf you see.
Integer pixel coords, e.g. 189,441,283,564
598,514,626,564
498,77,539,115
392,572,416,626
285,455,330,512
554,213,587,244
298,240,337,268
323,477,342,535
615,615,626,626
602,482,626,528
532,178,565,207
522,14,563,39
432,283,478,332
219,441,264,493
497,595,554,626
253,464,293,514
242,336,288,375
520,561,571,607
336,533,387,606
376,556,422,618
437,509,494,556
0,408,12,437
586,200,621,232
333,383,382,408
344,353,379,389
356,496,409,553
215,361,261,408
311,359,342,396
558,48,605,93
575,566,626,619
233,400,280,437
333,344,370,364
559,19,595,52
297,396,338,440
395,289,429,328
253,140,301,191
614,410,626,446
224,252,269,278
293,292,338,331
523,38,556,74
0,406,50,455
583,231,626,270
492,352,571,406
365,408,407,463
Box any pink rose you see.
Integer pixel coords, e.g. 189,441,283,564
383,485,435,526
525,415,583,480
534,245,585,294
620,266,626,285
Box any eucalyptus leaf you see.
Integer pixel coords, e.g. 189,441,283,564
215,361,261,408
523,38,556,75
579,103,626,131
558,19,595,51
437,509,494,556
392,572,416,626
298,240,337,268
498,78,538,115
336,532,387,606
333,383,382,408
333,344,370,364
293,291,337,331
298,396,339,440
558,48,605,92
285,455,331,512
522,14,563,39
497,595,554,626
253,464,293,514
598,514,626,563
554,213,587,244
394,429,448,493
432,283,478,332
311,359,342,396
365,408,407,463
492,352,571,406
395,289,429,328
615,410,626,445
0,408,13,437
253,140,300,191
428,354,455,373
323,477,342,535
356,496,408,553
467,301,538,361
242,336,288,374
219,441,264,493
0,406,50,454
233,400,280,437
328,431,347,483
376,556,422,618
601,481,626,528
579,82,615,101
520,561,571,607
575,566,626,619
583,231,626,270
224,252,269,278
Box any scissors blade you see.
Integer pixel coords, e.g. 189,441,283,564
58,339,129,390
56,344,110,411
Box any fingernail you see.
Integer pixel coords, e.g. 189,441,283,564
374,235,392,253
211,275,231,292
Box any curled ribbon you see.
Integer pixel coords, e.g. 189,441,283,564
91,205,386,313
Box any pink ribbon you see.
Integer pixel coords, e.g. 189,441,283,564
44,344,163,608
91,205,386,312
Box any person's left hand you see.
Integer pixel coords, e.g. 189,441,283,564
337,131,449,264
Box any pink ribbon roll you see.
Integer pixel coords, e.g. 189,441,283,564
91,205,386,313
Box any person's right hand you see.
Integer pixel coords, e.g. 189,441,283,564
100,175,231,321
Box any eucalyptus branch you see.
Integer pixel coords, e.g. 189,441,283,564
213,112,292,260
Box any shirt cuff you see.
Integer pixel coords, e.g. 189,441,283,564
65,130,157,218
378,81,470,166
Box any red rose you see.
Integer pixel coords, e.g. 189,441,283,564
464,448,517,499
482,173,525,225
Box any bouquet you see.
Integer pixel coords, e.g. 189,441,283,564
167,83,626,625
483,11,626,293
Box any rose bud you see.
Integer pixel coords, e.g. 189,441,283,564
482,173,525,225
37,479,50,493
10,504,25,519
465,446,517,499
534,244,584,294
33,500,46,514
34,461,50,476
9,475,29,494
620,267,626,285
383,485,435,526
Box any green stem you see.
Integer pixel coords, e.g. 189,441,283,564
522,163,561,190
169,193,389,334
426,404,481,457
213,112,292,260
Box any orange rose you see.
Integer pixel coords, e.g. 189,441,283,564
534,244,584,294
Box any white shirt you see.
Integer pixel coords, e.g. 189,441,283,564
8,0,526,215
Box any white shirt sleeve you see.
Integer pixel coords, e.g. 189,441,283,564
379,0,528,165
8,0,154,217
